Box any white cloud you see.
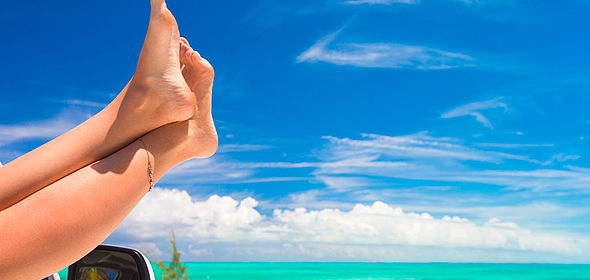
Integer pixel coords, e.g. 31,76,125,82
474,143,554,148
312,133,590,192
128,242,162,257
160,156,311,185
441,97,508,128
120,188,265,241
297,30,474,70
158,130,590,194
0,116,77,146
542,153,581,166
218,144,272,153
189,248,211,256
45,98,108,109
161,132,590,193
485,218,518,229
116,188,588,259
343,0,476,5
344,189,590,225
320,133,500,162
442,215,469,222
315,176,379,190
0,108,92,147
61,99,107,108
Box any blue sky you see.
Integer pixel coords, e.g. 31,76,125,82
2,0,590,263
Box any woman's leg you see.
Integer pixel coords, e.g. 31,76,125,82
0,0,195,211
0,42,217,280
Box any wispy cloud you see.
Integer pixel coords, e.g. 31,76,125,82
343,0,477,5
60,99,107,109
541,153,581,166
162,131,589,193
474,143,554,148
0,114,80,146
297,30,474,70
160,155,313,185
218,144,272,153
115,188,589,261
315,176,381,190
312,133,590,192
441,97,508,128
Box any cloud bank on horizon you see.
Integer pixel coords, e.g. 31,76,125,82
112,188,589,262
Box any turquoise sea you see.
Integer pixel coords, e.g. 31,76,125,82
58,262,590,279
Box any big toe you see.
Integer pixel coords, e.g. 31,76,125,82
150,0,166,9
149,0,176,29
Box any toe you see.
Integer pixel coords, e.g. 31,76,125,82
190,50,202,62
180,40,190,53
150,0,167,11
185,49,201,66
179,42,192,65
178,40,214,76
150,0,168,17
180,37,190,47
189,51,210,72
179,42,188,68
179,40,200,66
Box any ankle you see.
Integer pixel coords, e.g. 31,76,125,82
186,118,218,159
120,85,162,124
141,121,192,181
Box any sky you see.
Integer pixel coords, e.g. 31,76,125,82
1,0,590,263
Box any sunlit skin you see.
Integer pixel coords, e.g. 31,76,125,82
0,0,217,279
0,0,201,212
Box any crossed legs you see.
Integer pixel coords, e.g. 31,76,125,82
0,1,217,279
0,0,198,211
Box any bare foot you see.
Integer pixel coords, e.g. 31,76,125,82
179,38,218,159
124,0,195,126
141,38,218,180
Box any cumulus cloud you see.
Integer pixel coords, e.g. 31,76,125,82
120,188,264,241
441,97,508,128
117,188,587,258
485,218,518,229
129,242,163,256
297,30,474,70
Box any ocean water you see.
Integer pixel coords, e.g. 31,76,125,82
58,262,590,279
